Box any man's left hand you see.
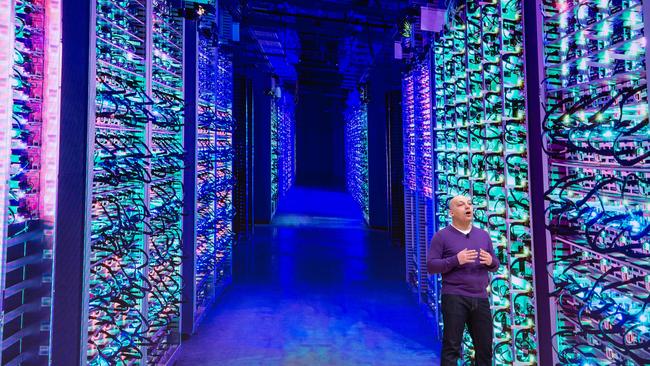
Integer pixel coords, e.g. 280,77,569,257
479,249,492,266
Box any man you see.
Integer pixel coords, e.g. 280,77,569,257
427,195,500,366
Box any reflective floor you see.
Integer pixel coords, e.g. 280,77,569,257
175,187,440,365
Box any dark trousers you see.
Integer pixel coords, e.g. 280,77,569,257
440,294,493,366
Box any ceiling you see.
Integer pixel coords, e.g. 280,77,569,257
224,0,417,94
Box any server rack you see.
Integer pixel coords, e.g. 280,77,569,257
212,44,234,299
431,1,537,364
415,55,430,310
402,51,442,338
50,1,236,363
538,0,650,364
146,1,185,362
270,94,279,217
278,95,295,199
232,74,253,235
414,52,442,339
268,90,295,219
52,0,187,363
182,2,234,337
403,71,417,195
415,53,434,200
345,101,370,224
0,0,61,364
402,71,418,293
404,190,418,288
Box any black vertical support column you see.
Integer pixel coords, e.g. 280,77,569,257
246,79,255,233
234,75,251,235
247,78,255,230
367,78,389,229
253,73,272,224
386,90,404,244
51,0,94,363
523,2,552,364
367,64,401,229
181,18,198,337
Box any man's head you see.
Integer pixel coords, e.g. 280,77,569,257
449,195,473,226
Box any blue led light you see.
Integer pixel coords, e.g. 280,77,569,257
278,94,296,198
194,17,234,318
271,89,296,214
345,98,369,223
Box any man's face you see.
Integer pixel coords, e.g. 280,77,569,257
449,196,473,223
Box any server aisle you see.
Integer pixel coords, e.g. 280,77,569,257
175,187,440,365
0,0,61,364
2,0,646,364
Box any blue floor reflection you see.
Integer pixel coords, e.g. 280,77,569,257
175,187,440,365
271,186,366,229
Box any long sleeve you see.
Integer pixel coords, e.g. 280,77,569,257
427,233,459,274
485,236,500,272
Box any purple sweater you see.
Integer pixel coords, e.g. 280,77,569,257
426,225,500,298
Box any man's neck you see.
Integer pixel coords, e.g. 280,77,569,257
451,221,472,232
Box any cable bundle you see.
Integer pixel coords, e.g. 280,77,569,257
0,0,62,363
433,0,536,364
88,0,185,364
194,28,234,316
541,0,650,363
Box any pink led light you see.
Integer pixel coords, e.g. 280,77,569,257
40,0,62,224
404,74,417,191
0,0,14,249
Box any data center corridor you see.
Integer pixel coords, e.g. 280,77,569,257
4,0,649,364
175,187,440,365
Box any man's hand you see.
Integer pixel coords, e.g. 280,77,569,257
457,248,478,265
479,249,493,266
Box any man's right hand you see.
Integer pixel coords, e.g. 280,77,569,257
457,248,478,265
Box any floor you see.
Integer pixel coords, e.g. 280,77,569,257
174,187,440,365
